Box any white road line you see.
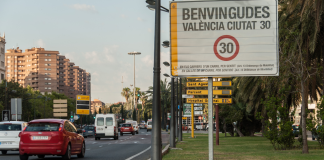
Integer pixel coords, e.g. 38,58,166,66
125,146,151,160
99,146,102,147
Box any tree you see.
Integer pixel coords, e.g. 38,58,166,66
121,87,131,103
99,108,102,114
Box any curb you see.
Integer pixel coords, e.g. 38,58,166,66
147,144,170,160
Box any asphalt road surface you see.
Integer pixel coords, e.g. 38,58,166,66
0,129,170,160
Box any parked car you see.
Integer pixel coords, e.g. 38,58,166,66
312,125,322,140
82,126,95,138
147,121,152,132
19,119,85,160
0,121,28,155
292,125,299,137
94,114,118,140
131,121,139,134
120,123,135,136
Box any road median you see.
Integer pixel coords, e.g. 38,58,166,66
163,133,324,159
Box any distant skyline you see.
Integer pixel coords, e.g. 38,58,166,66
0,0,174,103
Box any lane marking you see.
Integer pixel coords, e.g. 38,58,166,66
99,146,102,147
125,146,151,160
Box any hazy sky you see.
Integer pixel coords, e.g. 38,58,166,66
0,0,174,103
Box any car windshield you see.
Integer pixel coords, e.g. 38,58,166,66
0,124,22,131
26,123,60,131
148,122,152,125
292,126,299,130
122,124,132,127
88,126,94,130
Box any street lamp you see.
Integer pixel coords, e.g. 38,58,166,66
146,0,169,12
162,41,170,48
128,51,141,122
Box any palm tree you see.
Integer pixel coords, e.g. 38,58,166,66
121,87,131,103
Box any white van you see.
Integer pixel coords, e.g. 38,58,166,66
95,114,118,140
147,120,152,132
0,121,28,154
131,121,139,134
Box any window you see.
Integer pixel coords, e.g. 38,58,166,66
7,69,10,72
26,123,60,132
1,61,4,67
7,56,11,58
45,54,51,56
7,74,10,77
48,78,51,80
45,78,48,80
1,74,4,80
48,59,51,61
45,87,48,89
45,82,51,85
45,64,51,66
48,87,51,89
97,117,104,126
106,117,113,126
0,124,22,131
45,59,48,61
45,68,47,70
7,60,10,63
122,124,132,127
48,68,51,71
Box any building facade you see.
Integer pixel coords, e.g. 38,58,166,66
0,33,5,80
91,99,105,114
5,47,91,99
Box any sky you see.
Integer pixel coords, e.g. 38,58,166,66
0,0,176,103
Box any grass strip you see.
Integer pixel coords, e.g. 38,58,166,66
163,133,324,160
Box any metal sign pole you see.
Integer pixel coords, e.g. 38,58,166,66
208,77,213,160
191,103,194,138
15,99,17,121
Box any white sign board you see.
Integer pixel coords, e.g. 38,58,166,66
194,111,203,115
182,94,194,98
194,107,203,111
170,0,278,77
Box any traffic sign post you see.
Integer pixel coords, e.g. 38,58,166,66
76,95,90,115
187,90,232,95
187,98,232,104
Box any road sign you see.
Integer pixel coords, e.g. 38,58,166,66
11,98,22,120
195,111,203,115
182,117,187,120
194,107,203,111
186,81,232,87
69,118,74,123
76,95,90,115
187,90,232,95
74,115,80,120
186,98,232,104
182,94,194,98
53,99,67,117
194,104,203,106
2,110,10,121
183,103,191,117
170,1,278,77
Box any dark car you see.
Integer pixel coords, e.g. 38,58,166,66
292,125,299,137
82,126,95,138
19,119,85,160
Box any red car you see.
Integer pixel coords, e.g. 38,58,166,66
19,119,85,160
120,123,135,136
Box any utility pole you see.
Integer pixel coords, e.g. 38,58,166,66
175,78,178,138
178,78,182,141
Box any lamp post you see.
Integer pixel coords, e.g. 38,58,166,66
128,51,141,122
164,73,175,148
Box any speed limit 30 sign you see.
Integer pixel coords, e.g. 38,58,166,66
170,0,279,77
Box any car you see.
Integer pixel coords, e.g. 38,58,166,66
292,125,299,137
94,114,118,140
118,124,123,132
82,126,95,138
147,121,152,132
206,123,216,131
312,125,322,140
131,121,139,134
0,121,28,155
120,123,135,136
139,123,146,129
19,119,85,160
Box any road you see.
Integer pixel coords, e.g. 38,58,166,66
0,129,170,160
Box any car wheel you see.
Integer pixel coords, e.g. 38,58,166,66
77,142,85,158
19,154,29,160
117,136,118,140
62,144,71,160
98,137,101,140
1,151,7,155
37,155,45,158
147,130,148,132
121,132,123,136
132,132,135,135
136,131,139,134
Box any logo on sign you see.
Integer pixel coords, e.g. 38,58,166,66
214,35,240,61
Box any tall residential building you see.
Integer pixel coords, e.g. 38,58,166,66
0,33,6,80
5,47,91,99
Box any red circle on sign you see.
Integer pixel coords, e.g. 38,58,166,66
213,35,240,61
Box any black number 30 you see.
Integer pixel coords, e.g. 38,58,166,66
219,42,234,54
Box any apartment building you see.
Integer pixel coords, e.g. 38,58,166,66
91,99,105,114
0,33,6,80
5,47,91,99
